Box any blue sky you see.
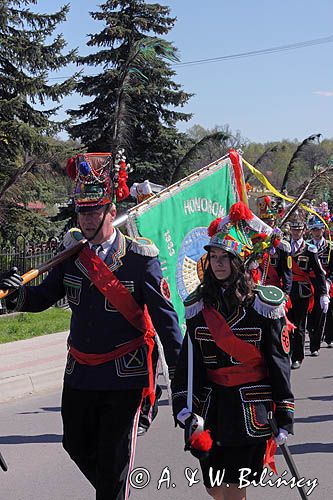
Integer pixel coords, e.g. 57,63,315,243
42,0,333,143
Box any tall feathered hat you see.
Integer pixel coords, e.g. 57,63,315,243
205,201,277,261
288,208,306,230
66,150,131,212
308,213,325,230
307,201,331,230
256,195,285,221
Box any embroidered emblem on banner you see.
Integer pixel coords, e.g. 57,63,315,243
176,227,210,301
160,278,171,301
281,325,290,354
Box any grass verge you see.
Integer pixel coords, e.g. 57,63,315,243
0,307,71,344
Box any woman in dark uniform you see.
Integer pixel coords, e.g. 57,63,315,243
172,202,294,500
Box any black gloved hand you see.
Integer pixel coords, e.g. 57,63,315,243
0,267,23,291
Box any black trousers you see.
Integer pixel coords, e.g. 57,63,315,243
61,384,142,500
288,288,309,362
308,298,326,353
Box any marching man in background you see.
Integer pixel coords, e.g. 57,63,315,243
287,212,328,367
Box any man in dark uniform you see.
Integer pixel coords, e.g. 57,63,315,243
287,216,328,368
307,212,332,349
0,152,183,500
256,195,292,295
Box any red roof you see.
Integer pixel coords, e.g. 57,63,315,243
17,201,46,210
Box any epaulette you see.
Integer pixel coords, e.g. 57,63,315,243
305,241,317,253
126,236,159,257
252,284,286,319
277,239,291,253
184,288,204,319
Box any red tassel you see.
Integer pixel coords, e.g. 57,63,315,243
251,268,262,284
208,218,222,237
229,201,254,223
115,160,130,202
264,196,271,206
190,430,213,452
229,149,248,203
256,232,268,240
264,436,277,474
116,183,130,202
66,157,77,179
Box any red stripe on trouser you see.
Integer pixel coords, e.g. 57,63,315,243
125,400,142,500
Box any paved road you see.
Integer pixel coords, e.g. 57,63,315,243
0,343,332,500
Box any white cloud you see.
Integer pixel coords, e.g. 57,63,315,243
313,90,333,97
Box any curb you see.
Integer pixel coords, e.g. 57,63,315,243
0,367,63,403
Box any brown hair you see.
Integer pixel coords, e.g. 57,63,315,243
199,250,255,312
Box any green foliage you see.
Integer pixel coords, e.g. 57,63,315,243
0,308,71,344
0,136,81,243
0,0,79,240
242,137,333,202
170,123,246,183
0,204,65,242
0,1,77,163
68,0,193,185
181,126,333,206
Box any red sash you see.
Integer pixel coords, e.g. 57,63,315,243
291,260,315,313
202,306,268,386
203,306,277,472
330,283,333,299
69,245,156,405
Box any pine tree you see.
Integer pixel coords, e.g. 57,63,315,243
68,0,193,185
0,0,78,197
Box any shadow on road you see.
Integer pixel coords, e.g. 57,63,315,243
308,395,333,402
18,406,61,415
0,434,62,444
311,375,333,380
276,442,333,455
295,395,333,402
158,399,170,407
295,414,333,423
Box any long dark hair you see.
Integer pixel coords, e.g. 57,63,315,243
200,250,255,312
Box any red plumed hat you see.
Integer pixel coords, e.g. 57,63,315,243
66,150,131,212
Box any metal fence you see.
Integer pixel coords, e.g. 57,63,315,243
0,235,68,313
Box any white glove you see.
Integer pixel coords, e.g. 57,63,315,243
274,428,288,446
320,295,330,314
63,228,84,249
177,408,192,426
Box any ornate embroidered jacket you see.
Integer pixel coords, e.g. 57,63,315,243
10,229,183,390
171,285,294,446
307,238,333,282
291,240,327,298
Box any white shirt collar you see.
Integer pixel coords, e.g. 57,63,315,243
291,237,303,246
313,236,325,248
291,238,303,255
88,229,117,260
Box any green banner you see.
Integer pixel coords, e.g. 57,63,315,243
127,157,237,333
